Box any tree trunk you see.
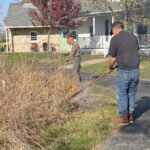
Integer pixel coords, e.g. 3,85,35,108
124,13,128,31
47,28,51,53
124,20,128,31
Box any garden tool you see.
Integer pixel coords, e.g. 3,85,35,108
68,65,117,99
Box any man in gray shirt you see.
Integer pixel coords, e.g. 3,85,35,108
108,21,140,125
66,34,81,82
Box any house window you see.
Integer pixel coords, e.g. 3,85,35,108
89,26,93,37
144,2,150,8
105,19,109,36
31,31,38,41
63,30,77,39
71,30,77,39
63,31,68,38
138,25,147,34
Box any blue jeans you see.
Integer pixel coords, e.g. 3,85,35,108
116,69,140,117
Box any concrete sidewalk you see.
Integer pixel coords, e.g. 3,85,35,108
81,73,150,150
60,58,108,69
91,76,150,150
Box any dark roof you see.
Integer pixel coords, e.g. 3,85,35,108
5,2,123,28
5,3,41,28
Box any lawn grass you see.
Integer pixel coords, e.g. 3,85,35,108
81,61,117,77
140,58,150,80
82,58,150,80
0,53,119,149
81,61,108,74
0,53,101,67
42,85,118,150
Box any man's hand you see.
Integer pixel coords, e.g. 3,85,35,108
108,57,117,74
107,66,117,74
107,68,113,74
65,58,69,62
65,56,69,62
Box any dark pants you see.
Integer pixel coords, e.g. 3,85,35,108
73,56,81,82
116,69,140,117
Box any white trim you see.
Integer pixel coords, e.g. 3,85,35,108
5,25,67,29
93,17,96,36
5,26,48,29
90,9,123,15
5,28,8,53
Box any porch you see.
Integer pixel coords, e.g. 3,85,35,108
78,34,150,57
78,36,112,56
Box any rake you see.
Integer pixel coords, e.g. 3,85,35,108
70,72,109,98
68,66,117,99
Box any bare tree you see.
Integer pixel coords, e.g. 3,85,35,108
88,0,149,30
29,0,82,52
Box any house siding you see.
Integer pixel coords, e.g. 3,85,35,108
95,16,111,35
8,28,60,52
78,15,112,38
78,19,93,37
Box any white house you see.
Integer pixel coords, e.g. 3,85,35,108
76,0,150,56
4,0,150,56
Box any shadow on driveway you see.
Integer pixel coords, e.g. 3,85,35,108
119,96,150,139
134,96,150,120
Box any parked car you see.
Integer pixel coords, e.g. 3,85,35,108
0,38,7,52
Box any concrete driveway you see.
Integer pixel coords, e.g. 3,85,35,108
82,73,150,150
40,65,150,150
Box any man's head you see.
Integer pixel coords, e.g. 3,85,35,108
110,21,124,36
67,33,74,45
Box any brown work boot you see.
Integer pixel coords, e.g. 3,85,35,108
127,113,134,124
112,116,129,125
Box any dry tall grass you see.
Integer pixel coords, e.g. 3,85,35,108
0,64,81,150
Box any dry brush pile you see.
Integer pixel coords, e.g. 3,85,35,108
0,65,81,150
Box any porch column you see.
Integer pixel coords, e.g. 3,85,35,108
133,24,137,36
5,28,8,53
11,32,14,52
111,15,114,23
93,17,96,36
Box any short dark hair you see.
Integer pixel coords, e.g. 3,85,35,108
67,32,73,39
110,21,124,35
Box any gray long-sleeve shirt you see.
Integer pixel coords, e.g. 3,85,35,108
70,41,81,57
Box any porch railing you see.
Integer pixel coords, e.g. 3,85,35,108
78,36,112,49
137,34,150,48
78,34,150,49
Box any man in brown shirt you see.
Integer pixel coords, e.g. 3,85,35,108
66,34,81,82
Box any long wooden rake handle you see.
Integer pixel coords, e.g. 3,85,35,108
70,72,109,98
69,65,117,99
